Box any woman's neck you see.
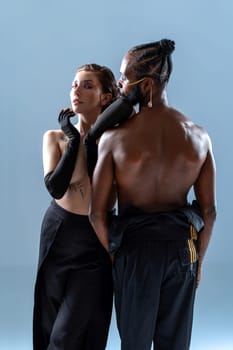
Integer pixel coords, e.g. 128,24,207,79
75,110,101,136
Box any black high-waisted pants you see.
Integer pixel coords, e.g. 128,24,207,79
113,239,197,350
33,200,113,350
111,207,200,350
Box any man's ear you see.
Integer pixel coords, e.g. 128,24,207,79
100,93,113,107
141,78,153,94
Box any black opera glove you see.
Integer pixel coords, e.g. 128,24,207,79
83,97,134,180
44,108,80,199
58,108,80,141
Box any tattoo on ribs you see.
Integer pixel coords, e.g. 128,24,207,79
71,182,85,198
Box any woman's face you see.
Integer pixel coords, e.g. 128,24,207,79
70,70,107,116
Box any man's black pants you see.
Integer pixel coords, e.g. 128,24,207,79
113,238,197,350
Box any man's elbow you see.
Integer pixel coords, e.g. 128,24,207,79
204,205,217,224
89,208,108,233
88,209,102,228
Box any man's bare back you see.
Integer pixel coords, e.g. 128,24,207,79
100,105,211,212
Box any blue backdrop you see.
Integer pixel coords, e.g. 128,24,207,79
1,1,232,349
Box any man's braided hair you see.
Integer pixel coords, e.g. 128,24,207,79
128,39,175,84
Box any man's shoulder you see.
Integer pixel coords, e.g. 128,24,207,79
169,108,208,134
166,108,212,151
98,128,116,150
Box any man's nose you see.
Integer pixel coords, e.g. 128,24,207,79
117,80,123,89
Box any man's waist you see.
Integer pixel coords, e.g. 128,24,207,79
109,201,203,253
117,208,193,240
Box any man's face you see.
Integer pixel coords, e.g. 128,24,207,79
118,53,146,106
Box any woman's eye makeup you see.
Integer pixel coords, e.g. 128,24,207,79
83,81,93,89
71,80,94,89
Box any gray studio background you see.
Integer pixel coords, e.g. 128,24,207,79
1,1,232,349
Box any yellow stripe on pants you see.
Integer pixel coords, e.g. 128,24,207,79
187,225,198,264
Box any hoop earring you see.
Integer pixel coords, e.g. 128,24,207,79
147,85,153,108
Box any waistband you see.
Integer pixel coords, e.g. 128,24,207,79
109,201,203,254
49,200,90,225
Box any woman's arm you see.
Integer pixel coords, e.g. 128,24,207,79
43,109,80,199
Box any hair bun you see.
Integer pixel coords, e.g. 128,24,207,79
159,39,175,55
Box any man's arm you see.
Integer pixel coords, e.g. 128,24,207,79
89,132,115,253
194,134,217,287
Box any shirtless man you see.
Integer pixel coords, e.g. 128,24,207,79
33,64,118,350
89,40,217,350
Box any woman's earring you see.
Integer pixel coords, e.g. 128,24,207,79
148,85,153,108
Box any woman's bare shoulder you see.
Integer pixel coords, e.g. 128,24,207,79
43,129,65,143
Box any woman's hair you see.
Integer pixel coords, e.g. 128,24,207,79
77,63,118,109
128,39,175,84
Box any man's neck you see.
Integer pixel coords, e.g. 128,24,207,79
139,91,168,112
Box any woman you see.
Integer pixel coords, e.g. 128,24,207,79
33,64,118,350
